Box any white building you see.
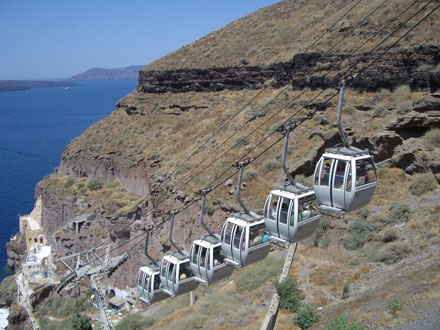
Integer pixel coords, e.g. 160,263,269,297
22,243,54,284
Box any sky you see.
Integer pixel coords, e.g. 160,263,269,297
0,0,280,80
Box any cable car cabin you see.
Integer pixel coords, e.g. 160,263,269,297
264,185,321,244
190,236,233,286
137,264,168,305
221,213,271,269
314,148,377,216
159,252,199,297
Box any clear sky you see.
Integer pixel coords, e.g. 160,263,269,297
0,0,280,80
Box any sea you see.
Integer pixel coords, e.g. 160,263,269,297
0,79,138,280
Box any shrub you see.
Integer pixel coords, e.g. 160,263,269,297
356,208,370,220
392,85,411,102
116,313,151,330
313,218,331,248
343,219,373,250
397,100,412,114
294,303,321,329
87,180,104,191
72,314,92,330
409,172,438,196
275,278,304,313
373,242,411,264
388,298,403,316
244,170,258,181
234,135,250,148
389,202,411,224
373,103,388,118
367,213,391,230
382,229,399,243
262,159,281,174
295,174,308,186
378,89,391,98
341,281,350,299
65,177,75,188
236,256,283,291
323,315,365,330
347,258,359,266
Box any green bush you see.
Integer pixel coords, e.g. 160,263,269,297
409,172,438,196
313,218,331,248
424,128,440,149
397,100,412,114
347,258,359,266
392,85,411,102
343,219,373,250
294,303,321,329
323,315,365,330
275,278,304,313
72,314,92,330
244,170,258,181
262,159,281,174
373,103,388,118
389,202,411,223
65,177,75,188
236,256,283,291
367,213,390,230
116,313,151,330
382,229,399,243
341,281,350,299
387,298,403,316
294,174,308,186
373,242,411,264
356,208,371,220
87,180,104,191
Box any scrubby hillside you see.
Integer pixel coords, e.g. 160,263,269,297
19,0,440,328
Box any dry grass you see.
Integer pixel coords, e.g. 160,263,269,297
143,0,440,71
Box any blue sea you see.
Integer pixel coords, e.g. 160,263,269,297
0,80,138,280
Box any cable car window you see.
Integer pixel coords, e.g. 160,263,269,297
200,247,207,268
356,159,376,186
179,261,192,281
267,196,278,220
161,261,166,278
298,196,319,221
154,275,161,290
213,246,224,265
137,272,141,287
191,245,199,264
346,166,352,191
320,159,332,186
223,222,233,245
233,226,243,249
249,223,266,246
279,198,289,224
206,249,210,270
334,160,347,189
143,277,149,290
167,263,174,281
314,159,322,185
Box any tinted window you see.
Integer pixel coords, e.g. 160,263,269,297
267,196,278,220
334,160,347,189
249,223,266,247
233,226,243,249
298,195,320,221
223,222,233,245
320,159,332,186
279,198,290,224
356,158,376,186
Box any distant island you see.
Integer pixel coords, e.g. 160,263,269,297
68,65,143,81
0,80,80,93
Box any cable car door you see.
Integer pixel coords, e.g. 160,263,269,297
315,158,334,207
278,197,291,241
331,160,348,210
264,195,279,239
231,225,244,265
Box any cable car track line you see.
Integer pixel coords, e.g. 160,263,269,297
77,1,438,269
